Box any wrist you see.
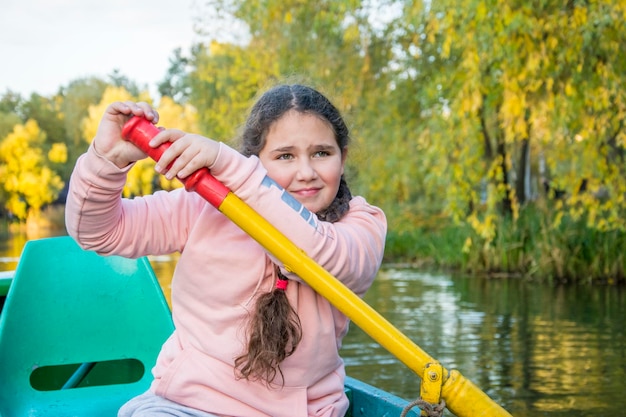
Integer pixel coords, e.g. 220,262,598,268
91,142,133,169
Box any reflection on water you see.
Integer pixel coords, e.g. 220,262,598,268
341,269,626,417
2,235,625,417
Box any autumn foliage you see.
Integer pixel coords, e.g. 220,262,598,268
1,0,624,282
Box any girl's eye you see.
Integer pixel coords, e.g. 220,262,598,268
313,151,330,158
277,153,293,160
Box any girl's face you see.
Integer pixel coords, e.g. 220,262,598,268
259,110,347,214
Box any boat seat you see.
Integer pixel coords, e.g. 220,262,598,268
0,236,174,417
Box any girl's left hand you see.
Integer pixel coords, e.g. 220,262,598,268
149,129,221,180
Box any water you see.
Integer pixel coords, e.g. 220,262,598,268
2,233,625,417
341,268,626,417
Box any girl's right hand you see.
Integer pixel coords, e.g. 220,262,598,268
93,101,160,168
149,129,221,181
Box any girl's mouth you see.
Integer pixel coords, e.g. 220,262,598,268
293,188,320,197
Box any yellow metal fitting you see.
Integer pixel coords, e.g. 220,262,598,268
420,362,444,415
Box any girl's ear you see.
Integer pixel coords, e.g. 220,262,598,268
340,147,348,175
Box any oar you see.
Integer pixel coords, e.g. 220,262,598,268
122,117,513,417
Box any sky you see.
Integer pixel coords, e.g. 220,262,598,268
0,0,200,98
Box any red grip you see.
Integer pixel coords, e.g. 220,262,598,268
121,116,230,208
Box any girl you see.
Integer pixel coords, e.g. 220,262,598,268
66,84,387,417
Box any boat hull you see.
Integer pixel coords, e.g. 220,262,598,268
0,273,418,416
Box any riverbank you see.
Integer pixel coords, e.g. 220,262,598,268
3,204,625,285
384,206,626,285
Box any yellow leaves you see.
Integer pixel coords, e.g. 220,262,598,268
124,159,156,198
48,143,67,164
617,130,626,149
343,23,360,44
467,212,497,243
525,51,542,76
499,76,528,140
572,6,588,27
462,236,472,254
475,2,487,21
502,89,524,119
82,86,137,144
546,35,559,51
156,96,199,133
552,210,564,229
441,35,453,59
0,120,46,174
459,84,482,114
0,120,64,219
209,40,224,56
284,11,293,24
6,195,27,220
425,18,439,43
529,99,553,144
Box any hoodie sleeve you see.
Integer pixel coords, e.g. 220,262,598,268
65,144,207,258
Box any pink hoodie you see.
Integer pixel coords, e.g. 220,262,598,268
65,142,387,417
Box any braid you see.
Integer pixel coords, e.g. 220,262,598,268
316,177,352,223
234,183,353,385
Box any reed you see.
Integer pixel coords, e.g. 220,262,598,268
385,205,625,284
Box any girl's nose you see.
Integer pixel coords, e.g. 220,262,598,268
296,160,318,181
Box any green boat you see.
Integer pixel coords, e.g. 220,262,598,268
0,236,421,417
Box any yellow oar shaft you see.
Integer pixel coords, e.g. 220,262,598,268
220,194,513,417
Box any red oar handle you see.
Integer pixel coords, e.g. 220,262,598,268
121,116,230,208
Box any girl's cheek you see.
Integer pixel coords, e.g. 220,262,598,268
276,175,292,190
265,169,291,190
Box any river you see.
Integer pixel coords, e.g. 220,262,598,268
2,232,624,417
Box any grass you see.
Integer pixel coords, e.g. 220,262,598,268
384,205,626,284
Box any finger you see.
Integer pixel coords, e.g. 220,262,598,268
170,138,218,179
105,101,132,116
171,148,203,179
174,145,212,179
150,129,185,147
159,137,207,180
153,131,188,174
120,101,158,122
136,101,159,123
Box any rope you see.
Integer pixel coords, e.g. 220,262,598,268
400,398,446,417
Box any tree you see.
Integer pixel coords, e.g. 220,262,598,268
191,1,394,141
0,120,65,220
0,90,24,118
399,0,626,236
21,93,66,153
187,0,626,279
109,69,143,97
0,91,25,139
0,112,21,140
354,0,626,277
158,47,192,103
57,77,109,180
189,40,279,141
